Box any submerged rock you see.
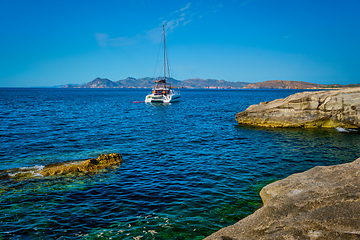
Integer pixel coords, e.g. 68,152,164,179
205,158,360,240
236,87,360,128
40,153,122,177
2,153,122,180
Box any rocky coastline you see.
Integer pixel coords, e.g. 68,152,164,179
205,157,360,240
204,88,360,239
236,87,360,129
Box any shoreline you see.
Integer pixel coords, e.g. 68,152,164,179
205,157,360,239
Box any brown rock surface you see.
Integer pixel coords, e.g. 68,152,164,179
40,153,122,177
1,153,122,180
236,87,360,128
204,158,360,240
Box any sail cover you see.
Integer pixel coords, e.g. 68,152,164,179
155,79,166,83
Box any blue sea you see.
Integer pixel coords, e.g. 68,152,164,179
0,88,359,239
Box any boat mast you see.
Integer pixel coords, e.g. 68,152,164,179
163,25,166,88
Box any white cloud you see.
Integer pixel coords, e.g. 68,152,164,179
95,2,194,47
142,27,163,42
95,33,139,47
171,2,191,15
160,3,193,34
95,33,109,47
183,19,192,26
180,3,191,12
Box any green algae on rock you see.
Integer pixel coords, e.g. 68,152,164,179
1,153,122,180
236,87,360,128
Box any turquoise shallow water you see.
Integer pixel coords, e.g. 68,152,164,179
0,88,359,239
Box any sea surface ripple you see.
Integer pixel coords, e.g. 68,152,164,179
0,88,359,239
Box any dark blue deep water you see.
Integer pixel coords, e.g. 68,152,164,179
0,88,359,239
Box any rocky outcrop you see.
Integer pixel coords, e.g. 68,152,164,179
205,158,360,240
1,153,122,180
236,88,360,128
40,153,122,177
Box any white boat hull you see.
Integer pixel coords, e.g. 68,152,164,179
145,92,180,103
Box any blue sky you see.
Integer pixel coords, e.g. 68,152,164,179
1,0,359,87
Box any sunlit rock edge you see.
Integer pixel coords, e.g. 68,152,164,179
236,87,360,129
0,153,122,180
205,157,360,240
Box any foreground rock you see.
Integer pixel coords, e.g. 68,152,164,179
205,158,360,240
1,153,122,180
236,87,360,128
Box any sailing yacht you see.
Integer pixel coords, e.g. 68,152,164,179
145,25,180,103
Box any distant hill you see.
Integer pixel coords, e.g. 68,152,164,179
243,80,326,89
325,83,360,88
63,77,117,88
62,77,248,89
62,77,359,89
84,78,119,88
180,78,248,89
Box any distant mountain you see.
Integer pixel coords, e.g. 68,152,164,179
179,78,248,89
62,77,118,88
62,84,81,88
83,78,119,88
62,77,358,89
64,78,113,88
62,77,249,89
243,80,326,89
325,83,360,88
115,77,161,88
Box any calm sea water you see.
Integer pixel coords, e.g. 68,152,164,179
0,88,359,239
